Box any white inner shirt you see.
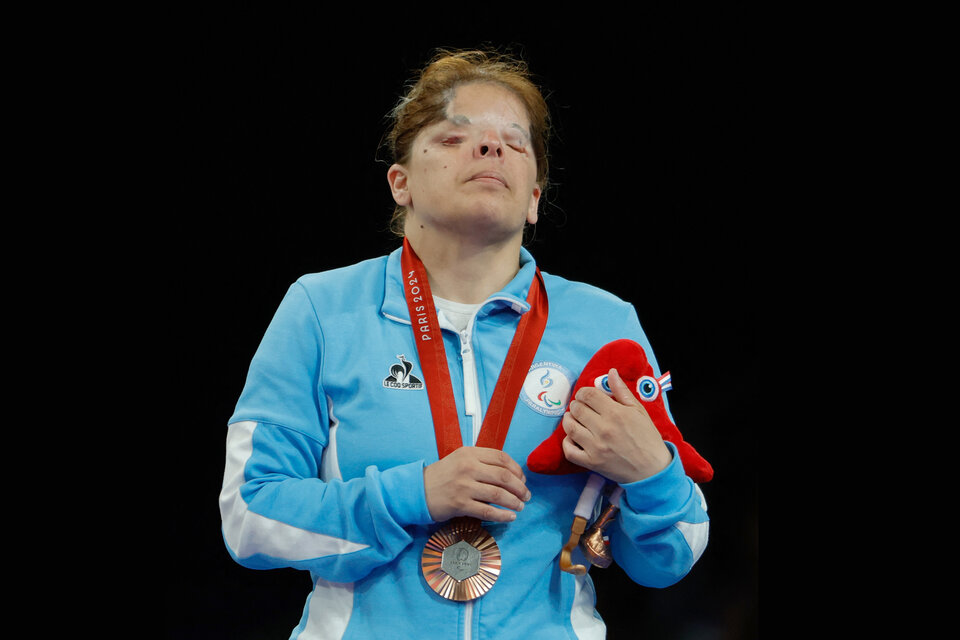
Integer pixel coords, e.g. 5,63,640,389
434,296,484,442
433,296,481,333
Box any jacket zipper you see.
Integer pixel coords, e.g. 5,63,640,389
456,324,480,640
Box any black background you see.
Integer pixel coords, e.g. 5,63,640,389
169,5,757,639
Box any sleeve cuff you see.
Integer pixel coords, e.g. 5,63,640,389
375,460,436,527
618,441,690,517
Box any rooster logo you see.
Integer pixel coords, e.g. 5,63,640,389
382,354,424,390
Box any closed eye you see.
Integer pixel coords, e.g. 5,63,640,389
504,134,527,154
505,126,530,154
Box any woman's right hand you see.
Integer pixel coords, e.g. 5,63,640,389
423,447,532,523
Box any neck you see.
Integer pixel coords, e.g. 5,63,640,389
404,224,524,304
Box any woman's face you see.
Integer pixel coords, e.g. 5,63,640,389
388,82,541,243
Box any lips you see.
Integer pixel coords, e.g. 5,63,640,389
469,171,508,188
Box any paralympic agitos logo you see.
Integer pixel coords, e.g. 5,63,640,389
520,361,573,417
536,371,563,408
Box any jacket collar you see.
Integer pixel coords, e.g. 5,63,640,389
380,244,539,325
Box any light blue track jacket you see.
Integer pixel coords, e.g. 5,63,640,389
220,246,709,639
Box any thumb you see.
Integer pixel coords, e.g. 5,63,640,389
607,368,642,408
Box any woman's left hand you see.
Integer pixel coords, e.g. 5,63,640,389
561,368,673,484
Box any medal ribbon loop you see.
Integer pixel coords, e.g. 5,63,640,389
400,237,548,458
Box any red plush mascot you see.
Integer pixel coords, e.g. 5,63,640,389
526,339,713,574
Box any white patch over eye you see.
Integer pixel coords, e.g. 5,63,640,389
504,132,528,153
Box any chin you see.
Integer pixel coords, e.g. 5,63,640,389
412,198,530,242
454,208,527,241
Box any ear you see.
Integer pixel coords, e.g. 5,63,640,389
526,184,542,225
387,163,412,207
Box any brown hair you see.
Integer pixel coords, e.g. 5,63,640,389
384,48,552,237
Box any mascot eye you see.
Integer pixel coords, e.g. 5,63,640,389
636,376,660,402
593,374,613,395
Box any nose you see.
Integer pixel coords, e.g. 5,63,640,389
475,130,503,159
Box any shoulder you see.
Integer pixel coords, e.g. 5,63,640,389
291,254,390,309
540,270,633,311
296,254,389,291
537,269,647,348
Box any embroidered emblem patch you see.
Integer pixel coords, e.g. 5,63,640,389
520,361,574,417
382,354,424,390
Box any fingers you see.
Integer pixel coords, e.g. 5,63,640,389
424,447,531,523
475,447,527,485
477,458,531,504
570,370,651,437
561,434,589,468
575,368,636,409
466,501,519,523
561,369,664,482
566,391,603,439
605,368,642,407
468,484,526,522
451,459,530,520
562,410,592,449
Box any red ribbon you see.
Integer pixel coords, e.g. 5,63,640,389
401,237,549,458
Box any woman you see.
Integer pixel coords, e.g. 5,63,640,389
219,49,708,639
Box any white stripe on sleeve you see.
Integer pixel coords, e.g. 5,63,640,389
296,576,354,640
675,484,709,561
219,420,369,561
570,573,606,639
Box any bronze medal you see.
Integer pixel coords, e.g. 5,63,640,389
421,517,501,601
